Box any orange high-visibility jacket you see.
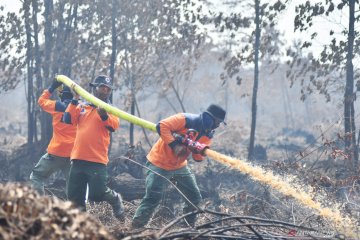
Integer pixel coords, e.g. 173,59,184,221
148,113,212,170
64,100,119,165
38,89,77,157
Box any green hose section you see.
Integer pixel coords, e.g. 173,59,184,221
55,75,157,132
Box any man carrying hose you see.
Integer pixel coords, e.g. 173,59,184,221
30,79,76,196
131,104,226,228
63,75,125,221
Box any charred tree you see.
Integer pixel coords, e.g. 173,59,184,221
344,0,358,167
248,0,261,161
289,0,360,169
42,0,54,145
24,0,36,145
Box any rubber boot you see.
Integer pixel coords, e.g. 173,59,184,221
109,193,125,221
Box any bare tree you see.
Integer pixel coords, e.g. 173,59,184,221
0,0,216,148
248,0,261,160
289,0,360,169
202,0,286,160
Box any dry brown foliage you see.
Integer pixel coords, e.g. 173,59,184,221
0,183,114,240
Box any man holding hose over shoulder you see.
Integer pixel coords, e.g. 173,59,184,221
63,75,125,221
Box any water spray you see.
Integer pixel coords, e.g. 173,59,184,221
56,75,359,238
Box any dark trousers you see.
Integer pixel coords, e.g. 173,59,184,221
67,160,119,210
30,153,70,196
132,161,202,227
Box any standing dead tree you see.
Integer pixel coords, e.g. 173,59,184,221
287,0,360,171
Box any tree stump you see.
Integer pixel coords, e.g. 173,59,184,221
108,173,146,201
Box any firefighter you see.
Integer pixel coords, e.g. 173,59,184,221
30,80,76,196
131,104,226,228
63,75,124,220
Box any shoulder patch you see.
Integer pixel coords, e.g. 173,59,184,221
80,107,86,115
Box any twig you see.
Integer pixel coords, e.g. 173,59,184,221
199,209,316,232
156,211,200,238
345,192,360,208
291,202,296,224
192,223,278,239
293,112,344,163
298,213,316,227
196,209,263,239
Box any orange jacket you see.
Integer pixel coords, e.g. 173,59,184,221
148,113,212,170
64,100,119,165
38,89,76,157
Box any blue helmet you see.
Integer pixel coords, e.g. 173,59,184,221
89,75,114,89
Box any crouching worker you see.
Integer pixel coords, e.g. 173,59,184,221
131,104,226,228
30,79,76,195
63,75,124,220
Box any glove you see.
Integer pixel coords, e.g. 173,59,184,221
187,141,209,156
173,144,188,157
97,107,108,120
48,79,62,93
70,87,80,100
173,132,208,156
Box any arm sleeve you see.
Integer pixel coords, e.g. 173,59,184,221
192,137,212,162
158,113,186,145
101,113,120,132
63,100,80,125
37,90,56,114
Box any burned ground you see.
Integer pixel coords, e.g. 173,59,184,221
0,124,359,239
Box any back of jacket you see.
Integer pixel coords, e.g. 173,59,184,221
148,113,212,170
64,100,119,165
38,89,77,157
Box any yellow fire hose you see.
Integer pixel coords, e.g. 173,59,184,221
56,75,358,238
56,75,156,132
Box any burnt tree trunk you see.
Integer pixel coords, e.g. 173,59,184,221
108,0,118,154
24,0,36,145
43,0,54,81
129,99,135,146
109,0,117,100
52,1,65,75
108,173,146,201
248,0,260,161
61,3,78,76
42,0,54,146
344,0,358,169
32,0,49,146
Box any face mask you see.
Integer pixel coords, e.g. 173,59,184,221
202,112,215,132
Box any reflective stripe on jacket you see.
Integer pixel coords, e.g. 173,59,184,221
38,89,76,157
147,113,212,170
64,100,119,165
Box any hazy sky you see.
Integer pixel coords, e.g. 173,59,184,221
2,0,20,13
1,0,349,57
205,0,348,56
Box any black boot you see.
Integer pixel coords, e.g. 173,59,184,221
109,193,125,221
